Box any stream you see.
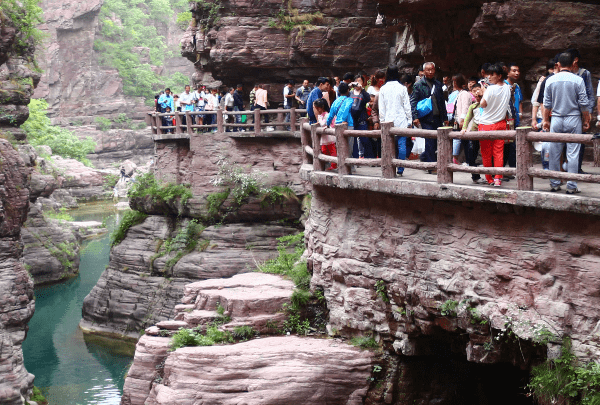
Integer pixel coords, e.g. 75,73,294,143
22,202,133,405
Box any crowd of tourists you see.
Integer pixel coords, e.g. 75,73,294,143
154,48,596,193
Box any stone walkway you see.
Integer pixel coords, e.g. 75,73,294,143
349,162,600,200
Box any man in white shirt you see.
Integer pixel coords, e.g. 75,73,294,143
192,85,207,127
179,85,195,126
283,80,295,130
379,65,412,176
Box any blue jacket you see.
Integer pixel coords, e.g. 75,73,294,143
157,94,174,113
327,95,354,127
306,87,322,124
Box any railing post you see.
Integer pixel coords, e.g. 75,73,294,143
146,113,155,134
290,107,296,133
516,127,534,191
437,127,453,184
155,114,162,135
277,107,284,126
174,112,182,134
254,109,261,135
381,122,395,178
310,123,323,172
335,123,350,176
299,118,311,164
185,111,192,135
217,108,224,133
149,114,157,134
594,136,600,167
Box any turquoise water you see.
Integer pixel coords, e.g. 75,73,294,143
22,202,133,405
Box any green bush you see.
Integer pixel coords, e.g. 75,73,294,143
170,326,233,350
29,386,48,405
128,172,193,205
529,338,600,405
232,325,256,341
0,0,44,53
351,336,378,349
21,99,96,165
95,116,112,131
440,299,459,317
176,11,192,29
111,210,148,246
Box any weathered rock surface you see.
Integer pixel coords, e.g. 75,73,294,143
22,201,81,285
80,215,299,339
123,336,373,405
307,185,600,363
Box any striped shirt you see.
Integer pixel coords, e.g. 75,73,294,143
543,71,588,117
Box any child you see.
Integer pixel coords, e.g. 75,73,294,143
461,84,486,184
313,98,337,170
164,106,174,134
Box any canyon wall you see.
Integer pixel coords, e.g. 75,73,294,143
0,11,38,405
183,0,600,105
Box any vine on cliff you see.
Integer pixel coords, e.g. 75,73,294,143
0,0,44,53
111,210,148,246
128,172,193,205
267,0,322,33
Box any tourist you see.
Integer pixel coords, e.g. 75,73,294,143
501,63,522,177
204,88,218,129
416,65,424,83
313,98,337,170
342,72,353,85
532,59,555,131
367,70,385,96
179,85,195,126
478,63,491,88
565,49,595,174
400,74,415,95
333,76,340,95
255,84,269,125
379,64,412,176
326,78,337,106
351,74,372,159
542,52,590,194
233,84,244,131
478,64,511,187
295,80,311,109
283,80,295,130
157,88,174,113
164,106,174,133
306,77,331,124
411,62,444,171
442,75,452,100
249,84,258,111
193,84,206,127
450,74,472,165
224,87,235,131
327,82,354,162
460,83,485,184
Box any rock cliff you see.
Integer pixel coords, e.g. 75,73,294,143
0,10,37,404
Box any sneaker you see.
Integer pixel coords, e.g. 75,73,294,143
453,157,459,165
359,156,365,159
397,169,403,176
501,176,511,182
550,185,561,192
493,179,501,187
566,188,581,194
472,178,487,184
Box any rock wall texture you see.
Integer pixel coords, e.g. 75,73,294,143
33,0,196,123
306,185,600,365
80,215,300,339
183,0,600,104
0,13,38,405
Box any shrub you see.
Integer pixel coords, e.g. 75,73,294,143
22,99,96,165
111,210,148,246
232,325,256,341
0,0,44,53
374,280,389,303
176,11,192,30
29,386,48,405
351,336,378,349
128,172,192,205
95,116,112,131
440,299,459,317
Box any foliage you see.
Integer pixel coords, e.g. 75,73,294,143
111,210,148,246
128,172,193,205
207,157,298,220
232,325,256,341
43,208,74,222
267,0,322,33
374,280,389,303
282,311,310,335
95,116,112,131
440,299,459,317
0,0,44,53
529,338,600,405
21,99,96,165
103,173,120,190
170,325,237,350
351,336,378,349
176,11,192,29
29,386,48,405
468,307,488,325
94,0,192,102
194,0,222,29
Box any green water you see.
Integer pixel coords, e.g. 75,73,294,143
22,202,133,405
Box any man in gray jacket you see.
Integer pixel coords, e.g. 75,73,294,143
542,52,590,194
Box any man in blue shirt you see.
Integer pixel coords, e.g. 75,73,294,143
503,63,523,174
327,82,355,160
306,77,331,124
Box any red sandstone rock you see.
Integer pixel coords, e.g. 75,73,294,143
144,336,373,405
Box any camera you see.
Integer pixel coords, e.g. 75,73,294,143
350,82,359,87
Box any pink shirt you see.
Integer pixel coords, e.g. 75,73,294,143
256,89,268,108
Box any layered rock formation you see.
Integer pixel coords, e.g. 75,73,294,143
306,185,600,366
0,11,38,404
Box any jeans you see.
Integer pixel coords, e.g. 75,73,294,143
465,140,481,181
256,105,269,123
549,115,582,190
226,106,234,131
284,105,291,130
396,136,407,174
503,141,516,168
233,106,241,132
420,118,442,163
541,142,550,170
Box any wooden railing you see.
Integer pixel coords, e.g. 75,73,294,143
300,118,600,192
146,108,307,136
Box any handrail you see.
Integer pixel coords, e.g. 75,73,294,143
148,108,307,136
299,118,600,192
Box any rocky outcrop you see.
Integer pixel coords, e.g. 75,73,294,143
306,185,600,364
80,216,299,339
146,336,373,405
22,200,81,285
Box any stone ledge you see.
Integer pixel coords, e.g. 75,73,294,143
228,131,301,139
152,134,190,141
300,165,600,216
